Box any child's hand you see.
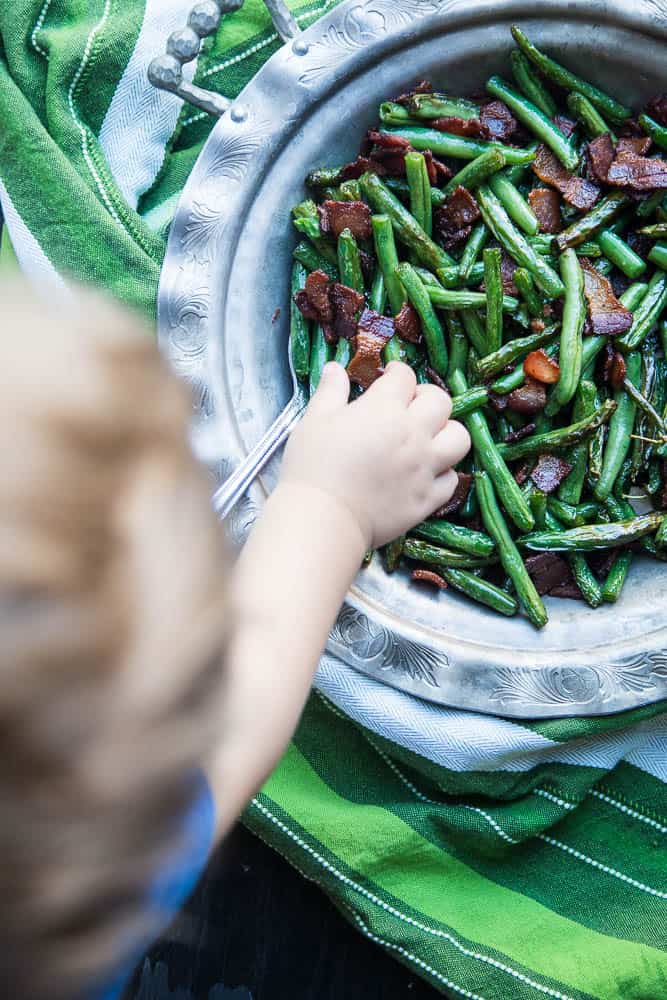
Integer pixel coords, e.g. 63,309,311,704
281,361,471,549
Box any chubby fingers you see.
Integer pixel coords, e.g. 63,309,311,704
430,469,461,513
307,362,350,414
408,383,452,434
432,420,471,474
366,361,417,406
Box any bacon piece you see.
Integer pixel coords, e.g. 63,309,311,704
319,200,372,240
433,472,473,517
347,309,394,389
395,79,433,105
553,114,578,138
647,94,667,127
434,185,481,249
426,366,448,391
581,259,633,337
531,318,546,334
525,552,572,596
508,379,547,414
431,116,484,138
500,254,519,296
367,130,412,153
411,569,448,589
422,149,452,185
504,422,537,445
294,270,335,338
514,461,534,486
609,351,627,389
617,136,653,157
550,581,584,600
586,133,615,184
340,155,384,181
533,145,600,211
606,149,667,191
488,391,509,412
480,100,517,141
528,187,562,234
524,349,560,385
394,302,422,344
330,284,365,341
293,290,319,322
364,131,449,183
530,454,573,494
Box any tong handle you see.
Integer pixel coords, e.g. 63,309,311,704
148,0,301,117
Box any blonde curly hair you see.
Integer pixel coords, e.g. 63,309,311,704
0,282,228,999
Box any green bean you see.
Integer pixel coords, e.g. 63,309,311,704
395,263,448,377
554,192,629,252
484,247,504,355
334,339,351,367
426,286,518,313
545,250,585,415
639,113,667,154
293,241,338,279
438,262,485,288
640,224,667,239
499,399,616,461
405,151,432,238
596,230,647,279
488,170,540,236
569,554,604,608
403,538,495,571
337,228,364,292
413,520,495,558
510,50,557,118
382,536,405,573
292,200,338,265
443,568,519,617
510,26,632,124
566,91,615,139
290,261,311,381
407,93,481,121
513,268,543,317
547,498,599,527
309,323,332,396
371,215,405,316
306,166,344,188
622,377,667,437
450,385,489,419
442,148,508,197
461,309,488,357
360,173,455,272
521,513,665,552
450,370,534,532
617,270,667,353
475,471,546,628
476,185,564,298
530,490,549,529
620,282,649,313
558,380,597,504
529,236,602,258
473,323,559,381
446,313,469,386
637,189,667,220
649,242,667,272
593,352,641,501
331,179,362,202
379,101,417,126
459,222,488,280
369,269,386,314
588,388,606,484
487,76,579,171
385,177,447,209
381,127,536,166
601,547,633,602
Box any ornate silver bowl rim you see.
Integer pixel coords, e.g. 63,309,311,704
158,0,667,718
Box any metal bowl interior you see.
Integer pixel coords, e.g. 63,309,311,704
160,0,667,716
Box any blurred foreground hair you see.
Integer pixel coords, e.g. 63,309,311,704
0,283,228,1000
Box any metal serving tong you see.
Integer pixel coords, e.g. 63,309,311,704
148,0,308,520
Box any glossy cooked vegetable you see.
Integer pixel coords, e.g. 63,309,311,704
293,26,667,627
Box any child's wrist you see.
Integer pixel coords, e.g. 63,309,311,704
269,480,370,559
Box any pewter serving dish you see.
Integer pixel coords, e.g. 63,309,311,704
158,0,667,717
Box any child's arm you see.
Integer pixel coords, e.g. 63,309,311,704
209,361,470,836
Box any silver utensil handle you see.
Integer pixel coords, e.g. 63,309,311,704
212,394,306,519
148,0,301,116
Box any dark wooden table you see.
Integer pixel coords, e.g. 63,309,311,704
124,824,442,1000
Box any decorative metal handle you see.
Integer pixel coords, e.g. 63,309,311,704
212,392,306,519
148,0,301,116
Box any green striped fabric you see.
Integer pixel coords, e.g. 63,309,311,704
1,4,666,997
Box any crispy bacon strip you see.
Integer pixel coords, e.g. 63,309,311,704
525,552,572,596
609,351,627,389
480,100,517,141
530,454,573,494
395,79,433,105
504,422,537,444
553,114,578,138
617,136,652,157
340,155,385,181
319,199,372,240
606,149,667,191
330,283,365,341
581,259,633,337
347,309,394,389
431,116,484,138
508,379,547,414
411,569,448,589
586,133,615,184
433,472,473,517
434,185,481,249
528,187,562,234
524,349,561,384
394,302,422,343
533,145,600,211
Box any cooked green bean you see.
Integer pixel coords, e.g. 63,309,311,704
597,229,647,280
292,199,338,265
405,151,432,238
555,192,629,252
413,520,495,558
446,313,469,385
487,76,579,171
510,26,632,124
639,113,667,154
617,271,667,353
547,498,599,527
461,309,489,357
484,248,504,355
637,189,666,220
438,262,486,288
510,50,557,118
522,513,665,552
360,173,455,272
450,370,534,533
426,285,518,313
459,222,488,280
569,554,604,608
476,471,547,628
381,127,536,166
474,323,559,381
403,538,495,571
529,236,602,258
371,214,404,317
306,166,345,188
396,263,449,377
442,148,508,197
545,250,585,415
337,228,364,292
293,241,338,279
309,323,332,396
566,91,615,139
407,93,481,120
290,261,311,381
334,339,351,366
499,399,616,461
622,377,667,436
443,568,519,617
379,101,417,126
383,536,405,573
476,185,565,298
513,268,543,317
558,380,597,504
488,170,540,236
620,282,649,312
530,490,548,529
450,385,489,418
593,352,642,500
649,242,667,272
640,224,667,239
369,269,386,314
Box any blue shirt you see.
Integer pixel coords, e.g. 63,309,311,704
93,773,216,1000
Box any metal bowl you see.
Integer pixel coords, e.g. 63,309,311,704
158,0,667,717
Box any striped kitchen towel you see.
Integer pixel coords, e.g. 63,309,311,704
1,3,666,997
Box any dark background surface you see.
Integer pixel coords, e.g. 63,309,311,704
124,824,442,1000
